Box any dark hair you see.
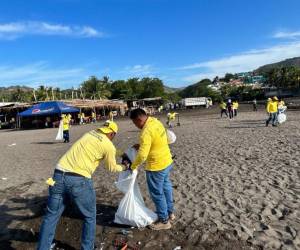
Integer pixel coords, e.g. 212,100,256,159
130,108,147,119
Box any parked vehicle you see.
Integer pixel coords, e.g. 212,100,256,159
180,97,212,108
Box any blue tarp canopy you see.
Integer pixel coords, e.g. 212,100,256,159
19,101,79,117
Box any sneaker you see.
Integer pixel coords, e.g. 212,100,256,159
149,220,171,230
169,213,176,222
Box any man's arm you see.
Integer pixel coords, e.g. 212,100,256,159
131,131,152,170
104,147,125,172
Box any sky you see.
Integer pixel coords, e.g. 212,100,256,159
0,0,300,88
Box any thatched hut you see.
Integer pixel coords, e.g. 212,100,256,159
64,99,128,122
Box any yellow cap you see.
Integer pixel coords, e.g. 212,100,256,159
273,96,278,101
98,120,118,134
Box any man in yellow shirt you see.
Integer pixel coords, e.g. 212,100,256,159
92,111,96,123
167,112,178,128
266,96,278,127
130,108,174,230
219,101,228,118
38,121,128,250
62,114,70,143
232,100,239,117
278,98,285,110
109,111,114,121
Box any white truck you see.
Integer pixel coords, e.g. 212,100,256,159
181,97,212,108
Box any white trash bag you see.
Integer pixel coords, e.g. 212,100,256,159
114,148,157,227
55,121,64,140
166,129,176,144
277,113,287,124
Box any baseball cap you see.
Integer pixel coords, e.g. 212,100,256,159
98,120,118,134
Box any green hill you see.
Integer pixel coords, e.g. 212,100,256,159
255,57,300,75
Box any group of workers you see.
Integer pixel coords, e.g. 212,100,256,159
38,108,175,250
266,96,286,127
219,97,286,126
219,99,239,119
60,110,115,143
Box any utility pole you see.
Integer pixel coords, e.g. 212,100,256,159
80,87,84,99
45,87,49,100
33,89,37,102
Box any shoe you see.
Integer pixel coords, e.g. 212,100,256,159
149,220,171,230
169,213,176,222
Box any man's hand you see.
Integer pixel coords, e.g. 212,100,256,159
133,144,140,151
121,153,132,171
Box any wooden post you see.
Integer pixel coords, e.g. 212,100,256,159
33,90,37,102
46,87,49,100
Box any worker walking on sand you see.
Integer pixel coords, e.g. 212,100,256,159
62,114,70,143
37,121,129,250
278,98,286,113
253,99,258,111
232,100,239,117
92,111,96,123
109,111,114,121
167,112,178,128
79,112,85,125
219,101,228,118
129,108,174,230
266,96,279,127
227,99,234,119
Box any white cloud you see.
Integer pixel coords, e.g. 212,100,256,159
0,21,104,40
0,62,86,87
122,64,154,77
273,31,300,39
180,41,300,83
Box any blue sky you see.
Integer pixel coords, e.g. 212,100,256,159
0,0,300,88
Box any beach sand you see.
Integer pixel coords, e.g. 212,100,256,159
0,105,299,249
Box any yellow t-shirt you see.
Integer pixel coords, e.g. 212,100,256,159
167,112,177,121
57,130,123,178
233,102,239,109
62,116,70,131
267,101,278,113
131,117,173,171
220,103,226,109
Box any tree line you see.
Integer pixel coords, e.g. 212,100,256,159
0,76,178,103
1,65,300,103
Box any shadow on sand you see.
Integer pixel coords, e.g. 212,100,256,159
0,183,123,250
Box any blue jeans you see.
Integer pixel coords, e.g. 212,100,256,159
146,164,174,222
266,112,278,126
37,171,96,250
63,130,69,142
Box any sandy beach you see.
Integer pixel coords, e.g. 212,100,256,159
0,105,299,249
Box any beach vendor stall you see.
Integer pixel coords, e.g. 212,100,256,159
18,101,79,129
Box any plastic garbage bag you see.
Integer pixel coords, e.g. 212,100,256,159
166,129,176,144
55,121,64,140
277,113,287,124
114,148,157,227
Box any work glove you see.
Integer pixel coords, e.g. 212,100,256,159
121,153,132,171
